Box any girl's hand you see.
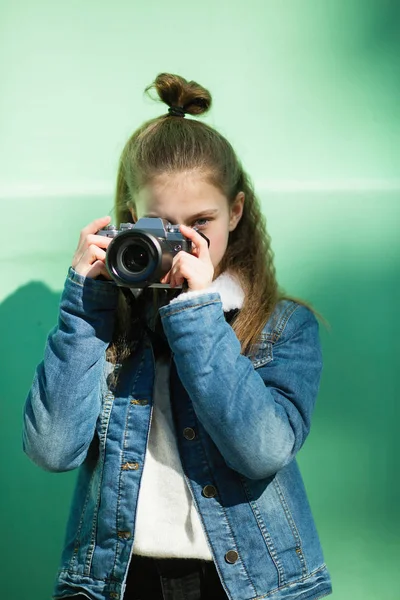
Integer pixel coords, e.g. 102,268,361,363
160,224,214,291
71,216,114,280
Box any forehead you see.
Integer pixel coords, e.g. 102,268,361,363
136,172,227,217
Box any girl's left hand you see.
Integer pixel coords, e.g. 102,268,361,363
160,224,214,291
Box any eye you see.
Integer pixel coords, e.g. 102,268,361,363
193,217,210,228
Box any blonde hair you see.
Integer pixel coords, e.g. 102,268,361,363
106,73,327,366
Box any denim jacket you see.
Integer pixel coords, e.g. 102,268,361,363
23,267,332,600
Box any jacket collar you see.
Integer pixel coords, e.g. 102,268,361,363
204,271,244,312
166,271,245,313
130,271,245,314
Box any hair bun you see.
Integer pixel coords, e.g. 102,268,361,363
145,72,212,116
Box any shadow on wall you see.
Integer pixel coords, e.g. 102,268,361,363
0,262,398,600
0,281,75,600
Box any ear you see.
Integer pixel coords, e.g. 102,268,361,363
128,203,137,223
228,192,245,232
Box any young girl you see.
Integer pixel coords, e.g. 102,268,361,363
23,73,333,600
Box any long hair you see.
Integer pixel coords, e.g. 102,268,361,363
106,73,327,367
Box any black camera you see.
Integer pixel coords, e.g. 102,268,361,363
97,217,194,288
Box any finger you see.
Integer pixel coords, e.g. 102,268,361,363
160,270,171,285
179,224,210,260
86,233,114,249
73,220,113,266
160,249,189,286
170,266,185,288
73,244,107,277
169,253,197,288
79,215,112,242
168,252,187,288
170,273,185,288
87,260,113,280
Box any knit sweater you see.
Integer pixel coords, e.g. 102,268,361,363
132,272,245,559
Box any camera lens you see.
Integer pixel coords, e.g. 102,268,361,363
122,243,150,273
106,229,166,287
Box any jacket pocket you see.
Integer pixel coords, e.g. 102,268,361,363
61,450,103,577
248,333,273,369
240,467,308,587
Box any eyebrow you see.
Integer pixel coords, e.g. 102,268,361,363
144,209,219,222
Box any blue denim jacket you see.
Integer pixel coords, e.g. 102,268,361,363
23,268,332,600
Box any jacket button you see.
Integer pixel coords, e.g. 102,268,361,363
183,427,196,440
202,484,217,498
117,530,131,540
131,398,149,405
121,462,140,471
225,550,239,564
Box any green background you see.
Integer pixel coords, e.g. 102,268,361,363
1,1,399,599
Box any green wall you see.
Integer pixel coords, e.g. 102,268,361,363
1,1,399,599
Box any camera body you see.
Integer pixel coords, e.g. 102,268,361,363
97,217,193,288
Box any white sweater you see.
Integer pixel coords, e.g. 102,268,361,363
132,272,244,559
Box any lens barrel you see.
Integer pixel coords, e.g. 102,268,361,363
105,230,174,288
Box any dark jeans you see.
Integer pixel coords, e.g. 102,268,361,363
68,554,228,600
125,554,228,599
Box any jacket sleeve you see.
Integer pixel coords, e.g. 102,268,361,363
22,267,119,472
159,294,323,480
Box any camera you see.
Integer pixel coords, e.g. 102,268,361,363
97,217,194,288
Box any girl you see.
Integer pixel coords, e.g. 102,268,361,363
23,73,333,600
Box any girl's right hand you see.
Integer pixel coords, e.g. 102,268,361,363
71,216,114,280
